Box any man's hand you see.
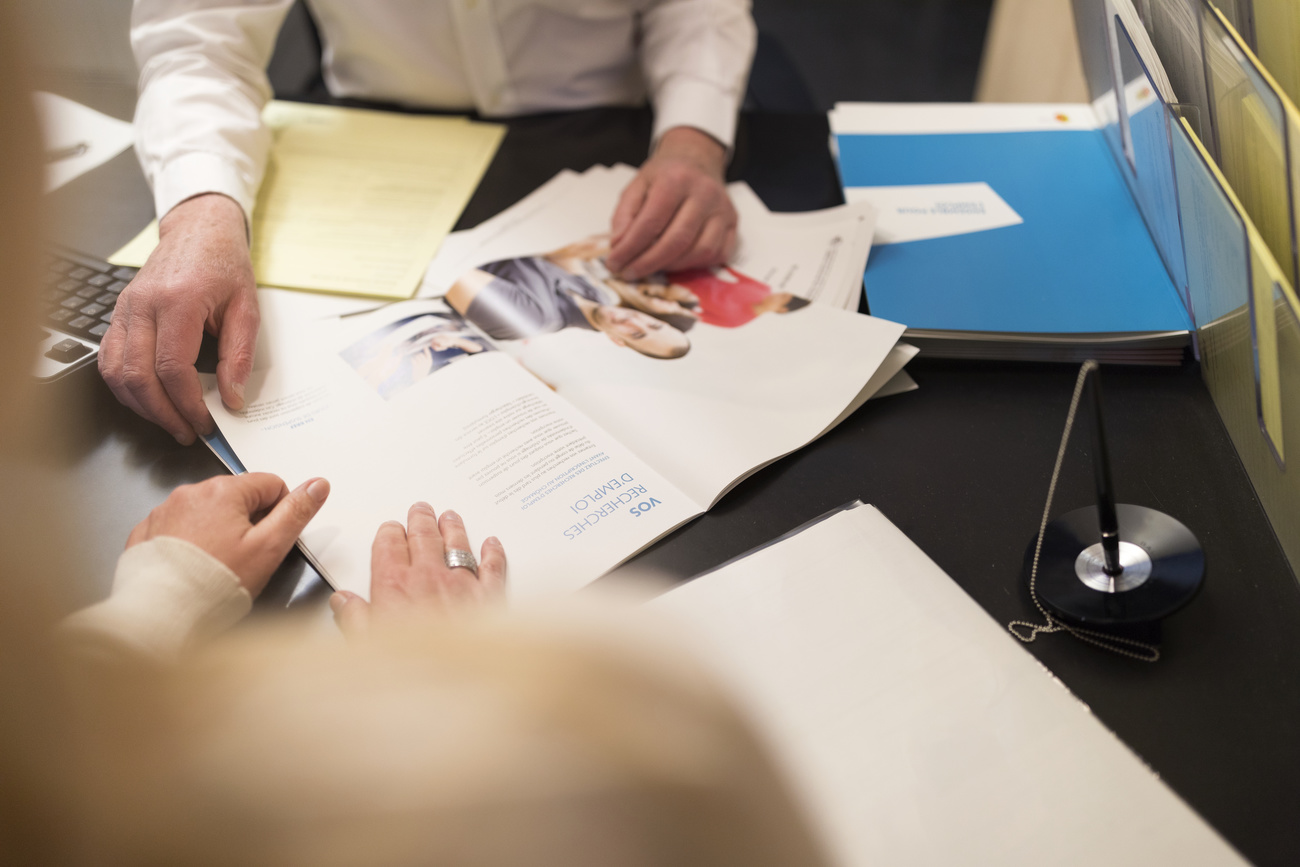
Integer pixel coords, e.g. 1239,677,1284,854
126,473,330,598
607,126,737,280
330,503,506,638
99,193,258,445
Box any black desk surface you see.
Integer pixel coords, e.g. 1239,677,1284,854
45,100,1300,866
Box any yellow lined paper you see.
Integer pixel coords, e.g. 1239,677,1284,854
111,101,505,299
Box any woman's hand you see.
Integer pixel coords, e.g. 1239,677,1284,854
126,473,330,597
331,503,506,637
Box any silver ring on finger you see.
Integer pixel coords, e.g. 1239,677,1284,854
444,548,479,576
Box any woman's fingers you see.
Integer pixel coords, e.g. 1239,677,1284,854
405,501,444,568
247,477,328,546
478,536,507,597
363,504,507,627
330,591,369,639
437,510,477,573
371,519,411,580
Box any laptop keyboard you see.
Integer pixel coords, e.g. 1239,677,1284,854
42,250,136,341
34,249,138,380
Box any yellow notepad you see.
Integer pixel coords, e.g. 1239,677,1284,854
111,101,505,299
1254,0,1300,107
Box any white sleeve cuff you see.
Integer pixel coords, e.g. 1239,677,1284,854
62,537,252,661
651,77,743,153
152,151,259,224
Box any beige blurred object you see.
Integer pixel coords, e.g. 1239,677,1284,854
976,0,1090,103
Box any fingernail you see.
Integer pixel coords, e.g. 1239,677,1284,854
307,478,330,504
230,380,246,410
442,509,461,523
485,535,500,547
329,592,347,613
174,431,195,446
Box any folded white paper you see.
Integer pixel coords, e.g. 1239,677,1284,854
846,181,1023,245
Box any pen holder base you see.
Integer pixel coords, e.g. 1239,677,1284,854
1026,504,1204,628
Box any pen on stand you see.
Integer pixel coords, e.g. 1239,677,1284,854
45,142,88,163
1087,364,1123,580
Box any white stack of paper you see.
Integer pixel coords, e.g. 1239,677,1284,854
726,180,876,312
420,164,878,315
653,504,1246,866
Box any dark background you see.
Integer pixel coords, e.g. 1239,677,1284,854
750,0,995,108
267,0,997,111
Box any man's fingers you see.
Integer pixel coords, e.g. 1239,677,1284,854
610,175,649,246
330,591,370,639
216,292,260,411
721,225,738,262
478,536,507,596
121,310,198,444
154,302,214,436
621,199,707,278
99,308,150,419
247,476,329,554
405,501,444,567
372,520,411,578
607,181,686,275
671,214,733,273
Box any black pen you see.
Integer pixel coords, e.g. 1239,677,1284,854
45,142,88,163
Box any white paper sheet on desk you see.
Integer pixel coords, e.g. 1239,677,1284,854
845,181,1023,245
651,504,1246,866
35,92,134,192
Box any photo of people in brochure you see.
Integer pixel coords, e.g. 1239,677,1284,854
441,234,811,361
340,311,494,399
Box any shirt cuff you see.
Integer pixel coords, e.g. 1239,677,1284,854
61,537,252,661
152,151,258,225
651,77,742,153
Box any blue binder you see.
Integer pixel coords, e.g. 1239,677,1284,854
830,98,1194,363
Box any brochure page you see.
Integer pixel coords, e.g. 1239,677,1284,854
423,166,907,506
202,296,699,600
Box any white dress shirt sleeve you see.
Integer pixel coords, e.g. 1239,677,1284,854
640,0,757,150
131,0,295,222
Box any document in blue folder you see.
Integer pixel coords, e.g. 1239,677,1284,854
830,102,1194,363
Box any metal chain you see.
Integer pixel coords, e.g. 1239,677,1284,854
1007,361,1161,663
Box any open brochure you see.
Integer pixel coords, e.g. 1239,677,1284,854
201,169,910,600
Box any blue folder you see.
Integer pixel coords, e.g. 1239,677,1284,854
833,109,1193,338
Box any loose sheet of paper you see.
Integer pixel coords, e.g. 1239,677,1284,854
652,505,1246,866
35,92,134,192
111,101,504,299
845,181,1023,244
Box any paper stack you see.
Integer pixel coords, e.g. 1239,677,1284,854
653,503,1247,865
420,163,877,316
